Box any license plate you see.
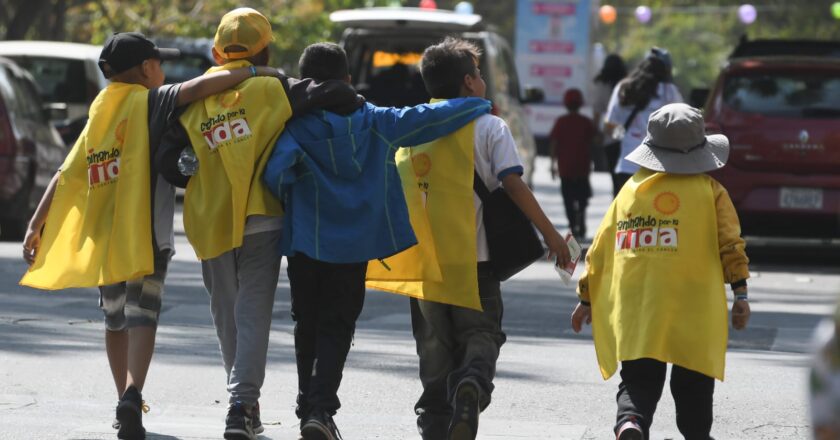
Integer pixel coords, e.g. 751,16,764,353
779,187,823,209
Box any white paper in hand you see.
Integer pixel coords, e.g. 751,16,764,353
556,234,582,285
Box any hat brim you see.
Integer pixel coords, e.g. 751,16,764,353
155,48,181,61
625,134,730,175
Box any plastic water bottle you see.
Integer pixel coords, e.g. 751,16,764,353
177,146,199,176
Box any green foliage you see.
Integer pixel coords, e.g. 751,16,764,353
4,0,840,87
594,1,840,93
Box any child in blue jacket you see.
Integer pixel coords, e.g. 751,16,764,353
262,42,490,440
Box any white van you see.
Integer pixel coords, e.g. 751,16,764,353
331,7,543,185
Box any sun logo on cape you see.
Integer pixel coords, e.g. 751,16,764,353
411,153,432,177
219,90,242,108
114,119,127,147
654,192,680,215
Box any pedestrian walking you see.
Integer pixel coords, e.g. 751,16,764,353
262,42,491,440
549,88,596,239
155,9,361,440
571,103,751,440
20,32,277,439
367,37,571,440
591,54,627,179
605,47,682,196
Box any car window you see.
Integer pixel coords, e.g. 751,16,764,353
12,72,47,123
7,57,89,105
162,54,214,84
722,71,840,118
0,66,16,112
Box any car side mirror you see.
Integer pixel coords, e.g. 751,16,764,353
521,86,545,104
43,102,69,121
689,88,710,109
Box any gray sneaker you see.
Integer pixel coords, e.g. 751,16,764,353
224,401,256,440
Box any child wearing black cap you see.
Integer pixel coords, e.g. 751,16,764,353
20,31,281,440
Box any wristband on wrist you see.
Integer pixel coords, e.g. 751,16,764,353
734,293,748,302
579,300,591,307
249,65,257,77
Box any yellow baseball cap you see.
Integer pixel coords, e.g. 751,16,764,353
214,8,273,60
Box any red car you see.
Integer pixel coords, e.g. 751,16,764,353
702,39,840,238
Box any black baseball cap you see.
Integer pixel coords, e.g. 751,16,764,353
98,32,181,78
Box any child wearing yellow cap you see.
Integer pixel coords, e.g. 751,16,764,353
156,8,362,440
20,31,281,440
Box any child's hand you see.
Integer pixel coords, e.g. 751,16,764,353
545,230,571,267
731,298,750,330
571,302,591,333
22,227,41,265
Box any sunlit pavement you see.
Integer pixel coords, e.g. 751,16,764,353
1,158,837,439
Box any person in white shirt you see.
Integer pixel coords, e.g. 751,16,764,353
605,47,683,195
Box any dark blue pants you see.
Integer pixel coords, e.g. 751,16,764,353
410,264,506,439
287,253,367,419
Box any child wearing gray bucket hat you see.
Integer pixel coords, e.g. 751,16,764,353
571,103,752,440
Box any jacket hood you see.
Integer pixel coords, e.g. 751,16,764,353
285,104,374,179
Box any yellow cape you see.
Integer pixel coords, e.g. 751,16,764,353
21,83,153,289
179,60,291,260
366,119,481,311
584,169,728,380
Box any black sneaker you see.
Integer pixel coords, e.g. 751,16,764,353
116,386,146,440
224,401,256,440
301,410,342,440
252,401,264,434
448,381,480,440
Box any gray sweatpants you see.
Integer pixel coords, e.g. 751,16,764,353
201,229,282,405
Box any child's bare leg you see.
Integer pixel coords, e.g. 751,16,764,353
126,326,157,391
105,329,129,397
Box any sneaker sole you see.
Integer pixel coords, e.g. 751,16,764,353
301,423,332,440
253,424,264,434
116,404,144,440
223,429,256,440
617,429,643,440
448,385,479,440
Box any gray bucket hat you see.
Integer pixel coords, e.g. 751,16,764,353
625,103,730,174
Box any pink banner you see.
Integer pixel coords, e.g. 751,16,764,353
532,2,576,16
529,40,575,54
530,65,573,77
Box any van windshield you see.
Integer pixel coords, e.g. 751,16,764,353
346,37,487,108
722,71,840,118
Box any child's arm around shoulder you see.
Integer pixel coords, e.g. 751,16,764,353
375,97,491,147
174,66,283,107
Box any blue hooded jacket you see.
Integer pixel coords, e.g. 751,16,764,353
263,98,491,263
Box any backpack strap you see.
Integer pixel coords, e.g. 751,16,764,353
473,170,491,202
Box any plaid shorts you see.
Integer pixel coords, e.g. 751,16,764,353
99,249,172,331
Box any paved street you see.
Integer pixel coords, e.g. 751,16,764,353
1,157,838,440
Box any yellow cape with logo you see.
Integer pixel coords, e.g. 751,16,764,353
179,61,291,260
366,119,481,311
584,169,728,380
21,83,153,289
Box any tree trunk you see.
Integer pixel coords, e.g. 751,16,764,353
5,0,50,40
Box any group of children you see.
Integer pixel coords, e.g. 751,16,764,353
20,6,753,440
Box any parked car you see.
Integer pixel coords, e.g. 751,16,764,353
0,41,107,146
330,7,543,185
700,38,840,238
0,57,67,240
152,37,216,84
